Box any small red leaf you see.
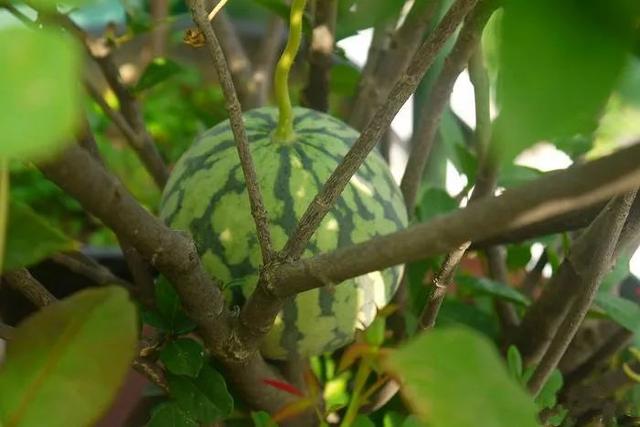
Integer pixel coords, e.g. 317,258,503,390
263,378,305,397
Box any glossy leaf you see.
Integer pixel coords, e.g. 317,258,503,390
168,364,233,424
384,327,539,427
495,0,637,161
148,402,198,427
135,58,183,92
4,199,77,272
159,338,205,378
595,292,640,336
154,276,197,334
456,275,530,306
0,287,137,427
0,28,81,161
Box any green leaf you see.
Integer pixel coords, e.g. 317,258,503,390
251,411,278,427
135,58,183,92
330,63,361,97
250,0,312,35
498,165,543,189
383,327,539,427
0,28,81,161
148,401,198,427
495,0,637,161
336,0,406,41
168,364,233,424
456,275,530,306
363,317,385,347
155,276,197,334
352,415,375,427
506,244,532,271
415,187,458,222
595,292,640,336
437,299,499,340
507,345,523,381
0,287,137,427
536,369,563,410
159,338,205,378
4,199,77,272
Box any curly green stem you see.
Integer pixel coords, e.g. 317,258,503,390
273,0,307,143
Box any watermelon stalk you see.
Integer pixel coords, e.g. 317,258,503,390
272,0,308,144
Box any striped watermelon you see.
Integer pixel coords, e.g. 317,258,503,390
160,107,407,359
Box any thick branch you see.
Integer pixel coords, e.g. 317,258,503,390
282,0,480,259
515,192,640,367
301,0,337,112
275,141,640,296
39,146,232,353
189,0,274,265
349,0,441,129
526,192,636,395
3,269,56,307
400,1,495,211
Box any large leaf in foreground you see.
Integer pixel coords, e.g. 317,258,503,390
0,287,137,427
383,327,539,427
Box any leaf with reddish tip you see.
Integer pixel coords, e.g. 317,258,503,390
262,378,305,397
0,287,137,427
337,343,378,373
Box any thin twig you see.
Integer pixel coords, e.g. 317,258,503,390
252,16,285,107
282,0,480,260
419,42,497,330
563,326,633,389
50,252,131,287
84,79,145,152
301,0,337,112
210,10,258,107
527,192,636,395
3,269,56,307
189,0,274,265
400,0,496,211
349,0,441,129
486,246,520,336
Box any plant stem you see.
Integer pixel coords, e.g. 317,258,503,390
273,0,307,143
0,157,8,274
340,359,371,427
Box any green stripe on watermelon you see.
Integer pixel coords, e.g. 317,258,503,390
160,106,407,359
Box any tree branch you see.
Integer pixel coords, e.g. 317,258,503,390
274,141,640,296
252,17,285,107
301,0,337,112
400,1,495,211
526,192,636,395
349,0,441,129
3,269,56,307
282,0,480,260
0,320,14,341
50,252,130,287
189,0,274,265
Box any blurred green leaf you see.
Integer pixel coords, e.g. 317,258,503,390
0,287,137,427
353,415,375,427
160,338,205,378
415,187,458,222
498,165,543,189
506,243,532,271
336,0,406,40
168,364,233,424
330,63,361,97
0,28,81,161
456,275,530,306
437,299,499,341
250,0,312,35
148,401,198,427
507,345,523,381
384,327,539,427
135,58,183,93
155,276,197,334
536,369,563,410
495,0,637,161
595,292,640,336
5,199,77,272
251,411,278,427
363,317,385,347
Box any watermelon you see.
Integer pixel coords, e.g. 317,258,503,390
160,106,408,360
